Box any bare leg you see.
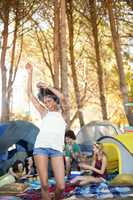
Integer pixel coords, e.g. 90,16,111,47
70,175,85,184
65,157,71,176
51,156,65,200
79,176,101,185
34,155,50,200
70,175,103,186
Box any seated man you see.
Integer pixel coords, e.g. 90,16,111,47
64,130,80,176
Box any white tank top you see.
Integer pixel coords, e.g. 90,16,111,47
34,111,66,152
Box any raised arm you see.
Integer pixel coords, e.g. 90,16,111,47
25,63,47,117
37,82,66,112
37,82,63,99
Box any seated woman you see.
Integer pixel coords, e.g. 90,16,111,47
8,160,26,180
70,142,107,185
24,156,36,177
64,130,80,176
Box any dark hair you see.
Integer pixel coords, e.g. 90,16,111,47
65,130,76,140
38,88,60,104
25,156,36,174
12,160,24,173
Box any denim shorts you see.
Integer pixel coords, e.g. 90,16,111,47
33,147,63,157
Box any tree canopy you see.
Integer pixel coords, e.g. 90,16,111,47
0,0,133,129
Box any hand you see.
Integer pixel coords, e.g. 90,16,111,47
79,163,91,170
36,82,48,89
25,63,33,73
87,165,93,170
68,145,73,152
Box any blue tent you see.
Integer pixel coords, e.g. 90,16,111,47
0,120,39,153
0,120,39,173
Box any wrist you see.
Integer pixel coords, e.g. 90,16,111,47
47,85,51,89
28,72,32,76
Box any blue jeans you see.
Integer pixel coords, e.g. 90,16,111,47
33,147,63,157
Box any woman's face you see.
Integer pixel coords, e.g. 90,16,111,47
27,157,33,166
43,96,57,111
93,144,100,154
17,163,24,172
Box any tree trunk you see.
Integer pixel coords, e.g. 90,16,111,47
7,5,19,117
67,0,85,127
0,3,9,122
60,0,70,124
53,0,60,89
89,0,108,120
106,0,133,125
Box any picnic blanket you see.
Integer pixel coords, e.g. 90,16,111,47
0,197,21,200
17,178,76,199
72,182,133,199
16,178,133,199
0,177,133,199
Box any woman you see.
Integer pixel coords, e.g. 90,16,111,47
24,156,36,177
26,63,66,200
8,160,26,180
70,142,107,185
0,160,25,187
